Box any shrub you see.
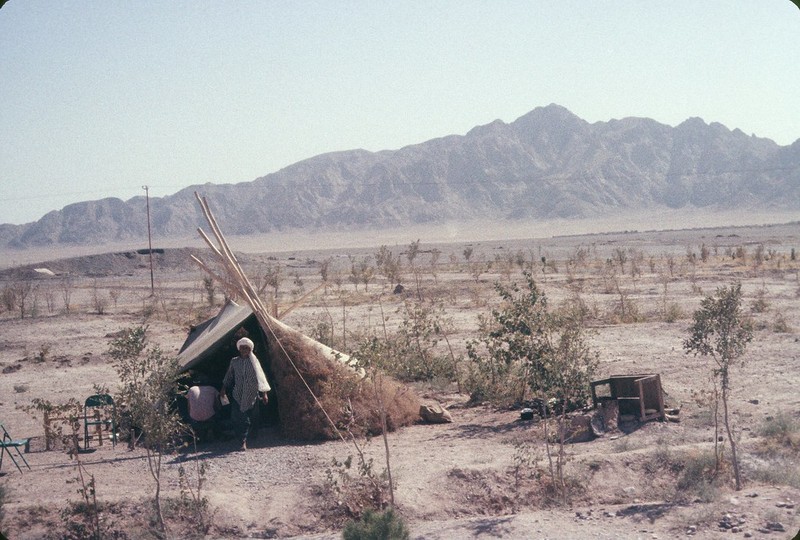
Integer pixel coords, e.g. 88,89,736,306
674,450,723,502
324,454,391,524
750,288,769,313
610,294,642,324
465,272,552,405
748,413,800,488
772,312,792,333
1,286,15,312
748,462,800,489
757,411,800,450
342,508,409,540
109,326,187,536
663,302,683,323
466,271,597,408
352,301,456,383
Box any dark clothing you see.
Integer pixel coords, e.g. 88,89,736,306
230,396,259,445
222,352,270,447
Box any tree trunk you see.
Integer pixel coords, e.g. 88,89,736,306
721,384,742,490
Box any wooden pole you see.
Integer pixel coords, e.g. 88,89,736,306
143,185,155,295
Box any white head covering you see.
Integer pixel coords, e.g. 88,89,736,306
237,337,254,350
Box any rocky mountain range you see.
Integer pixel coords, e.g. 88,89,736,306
2,104,799,248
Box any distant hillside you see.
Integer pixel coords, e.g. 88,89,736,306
4,104,799,248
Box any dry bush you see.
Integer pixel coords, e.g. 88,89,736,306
607,294,643,324
771,311,792,333
747,412,800,489
663,302,684,323
317,453,392,527
755,411,800,455
342,508,410,540
267,325,419,440
750,287,770,313
672,449,725,502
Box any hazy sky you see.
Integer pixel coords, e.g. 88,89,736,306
1,1,798,225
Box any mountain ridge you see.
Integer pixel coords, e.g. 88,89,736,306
3,104,798,248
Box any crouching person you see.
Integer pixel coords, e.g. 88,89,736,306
187,376,222,442
220,337,270,451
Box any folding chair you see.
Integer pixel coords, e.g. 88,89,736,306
83,394,117,449
0,423,31,473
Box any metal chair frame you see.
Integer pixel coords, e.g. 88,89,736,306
83,394,117,449
0,423,31,473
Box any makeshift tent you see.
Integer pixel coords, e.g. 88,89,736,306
176,300,420,440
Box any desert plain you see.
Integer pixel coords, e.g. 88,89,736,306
0,218,798,539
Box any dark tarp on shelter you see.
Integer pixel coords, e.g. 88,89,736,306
177,300,264,384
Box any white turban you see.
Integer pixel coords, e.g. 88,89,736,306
237,337,254,350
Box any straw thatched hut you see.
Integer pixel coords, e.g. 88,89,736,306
177,300,420,440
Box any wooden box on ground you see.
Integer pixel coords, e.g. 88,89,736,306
590,374,665,422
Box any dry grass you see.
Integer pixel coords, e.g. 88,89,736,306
266,323,420,440
1,222,798,539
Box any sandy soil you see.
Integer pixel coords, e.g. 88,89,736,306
1,221,799,539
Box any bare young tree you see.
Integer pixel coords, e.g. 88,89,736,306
406,239,422,299
359,260,376,291
91,279,108,315
14,279,35,319
109,326,186,536
613,248,627,274
319,257,332,291
61,275,75,314
257,263,282,315
462,246,474,263
375,246,402,290
429,248,441,284
684,282,753,490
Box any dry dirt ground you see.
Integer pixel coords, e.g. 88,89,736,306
1,221,799,539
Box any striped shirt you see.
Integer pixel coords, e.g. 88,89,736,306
223,354,271,412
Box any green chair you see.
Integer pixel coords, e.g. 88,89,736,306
83,394,117,449
0,423,31,473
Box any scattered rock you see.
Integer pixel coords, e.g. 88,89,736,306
563,413,595,443
765,521,785,532
419,402,453,423
719,512,749,533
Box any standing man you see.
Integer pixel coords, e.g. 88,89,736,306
220,337,270,451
